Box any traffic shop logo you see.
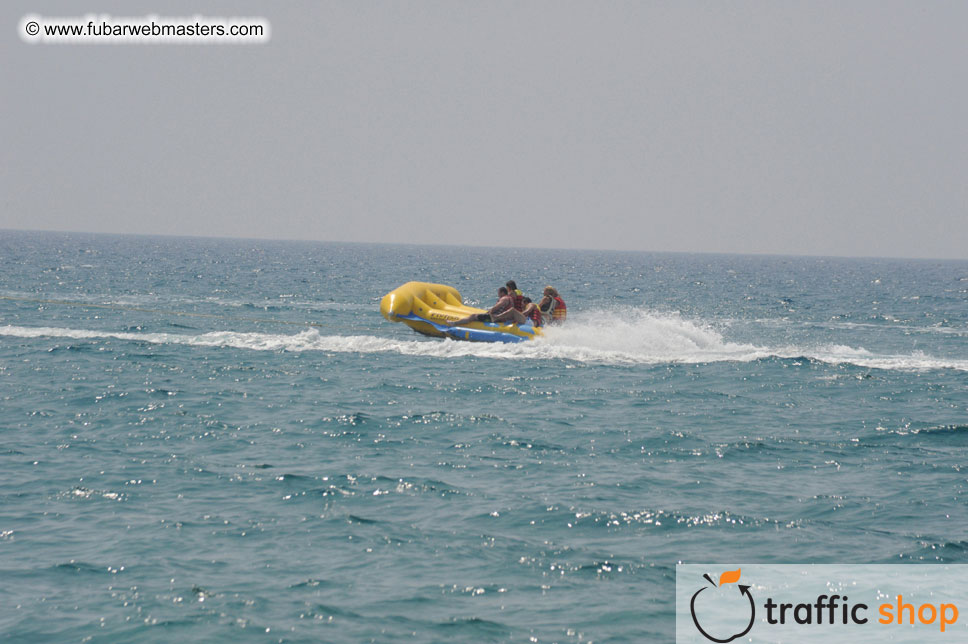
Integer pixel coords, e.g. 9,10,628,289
685,566,961,641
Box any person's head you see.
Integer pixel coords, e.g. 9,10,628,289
506,280,517,291
498,286,509,296
523,297,532,305
543,286,556,297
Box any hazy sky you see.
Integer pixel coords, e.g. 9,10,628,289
3,1,966,258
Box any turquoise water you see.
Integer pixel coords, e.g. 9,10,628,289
1,230,966,642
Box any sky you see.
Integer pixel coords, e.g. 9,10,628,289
2,1,966,259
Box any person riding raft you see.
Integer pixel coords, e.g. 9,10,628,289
447,286,527,327
504,280,543,327
537,286,567,324
506,280,526,312
521,297,542,327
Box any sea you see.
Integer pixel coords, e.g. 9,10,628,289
1,230,966,643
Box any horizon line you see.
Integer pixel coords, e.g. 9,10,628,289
1,226,966,263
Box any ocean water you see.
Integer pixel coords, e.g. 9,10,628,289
1,230,966,643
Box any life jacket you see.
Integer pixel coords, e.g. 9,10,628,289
510,289,525,311
526,305,542,327
550,296,567,323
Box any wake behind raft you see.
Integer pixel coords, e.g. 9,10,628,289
380,282,542,344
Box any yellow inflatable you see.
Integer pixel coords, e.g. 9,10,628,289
380,282,542,343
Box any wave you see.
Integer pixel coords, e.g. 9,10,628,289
816,320,968,337
2,291,375,311
1,309,966,372
539,311,968,371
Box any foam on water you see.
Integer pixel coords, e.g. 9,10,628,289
0,290,373,312
3,306,966,372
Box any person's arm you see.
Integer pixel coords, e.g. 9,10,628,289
488,296,508,315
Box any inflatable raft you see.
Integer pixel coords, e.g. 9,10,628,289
380,282,542,343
